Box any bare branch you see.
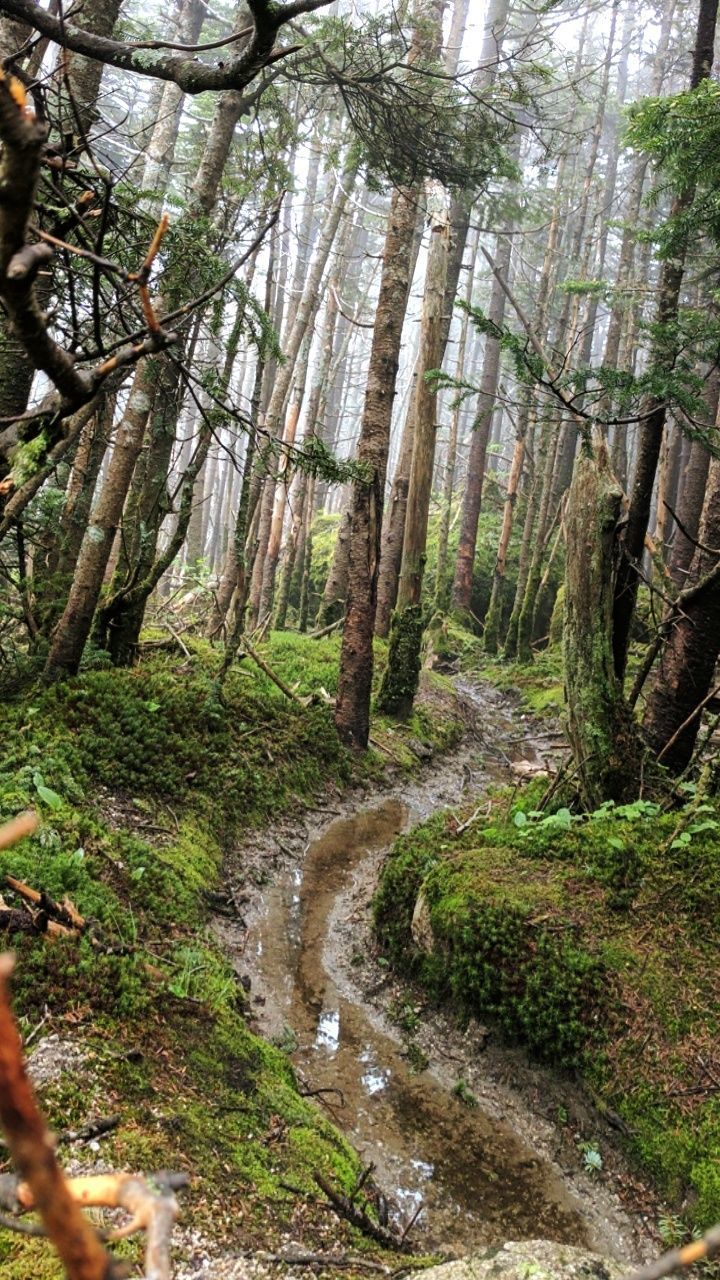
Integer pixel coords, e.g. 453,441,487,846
0,0,333,94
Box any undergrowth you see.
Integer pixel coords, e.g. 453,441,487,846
0,633,457,1274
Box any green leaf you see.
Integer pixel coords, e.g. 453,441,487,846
670,832,692,849
35,783,63,810
514,810,528,828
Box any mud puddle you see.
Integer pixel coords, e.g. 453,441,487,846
218,681,649,1261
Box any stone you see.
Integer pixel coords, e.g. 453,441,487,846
408,1240,625,1280
411,888,434,953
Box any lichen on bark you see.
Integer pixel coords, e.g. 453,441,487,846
376,604,424,719
563,446,645,808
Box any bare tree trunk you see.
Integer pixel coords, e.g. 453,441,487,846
367,194,426,638
374,0,509,636
206,252,274,640
317,501,351,629
483,392,530,653
334,179,422,748
434,230,477,609
247,158,358,627
37,393,114,635
43,386,153,680
450,227,513,615
668,373,718,585
377,190,450,716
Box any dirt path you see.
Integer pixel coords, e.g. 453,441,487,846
215,678,654,1264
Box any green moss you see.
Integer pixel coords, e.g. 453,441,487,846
376,605,425,718
0,1235,65,1280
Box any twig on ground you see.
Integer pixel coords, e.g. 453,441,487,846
57,1116,121,1146
454,802,491,836
314,1172,411,1252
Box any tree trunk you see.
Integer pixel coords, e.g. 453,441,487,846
434,232,476,610
334,181,422,748
450,228,513,615
37,393,114,635
377,190,450,716
643,453,720,772
668,373,718,585
43,385,153,680
483,393,530,653
564,446,644,807
317,501,351,629
374,0,509,636
247,159,358,627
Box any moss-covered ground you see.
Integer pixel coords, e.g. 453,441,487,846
0,633,460,1277
374,771,720,1238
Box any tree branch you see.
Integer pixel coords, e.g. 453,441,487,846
0,0,332,94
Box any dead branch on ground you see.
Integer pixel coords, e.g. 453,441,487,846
313,1172,416,1253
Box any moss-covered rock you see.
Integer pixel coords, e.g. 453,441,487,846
374,785,720,1231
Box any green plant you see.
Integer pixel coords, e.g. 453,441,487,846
452,1078,478,1108
578,1141,603,1175
404,1042,429,1074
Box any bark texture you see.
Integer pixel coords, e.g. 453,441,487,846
564,447,643,808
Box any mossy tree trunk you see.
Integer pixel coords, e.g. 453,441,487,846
563,446,644,808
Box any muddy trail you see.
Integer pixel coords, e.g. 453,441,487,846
215,680,651,1263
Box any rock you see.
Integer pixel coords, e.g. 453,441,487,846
408,1240,625,1280
411,888,434,952
510,760,549,779
27,1034,89,1089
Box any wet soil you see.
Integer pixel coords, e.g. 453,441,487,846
215,679,653,1263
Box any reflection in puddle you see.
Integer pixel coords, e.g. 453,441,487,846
360,1046,390,1095
316,1008,340,1050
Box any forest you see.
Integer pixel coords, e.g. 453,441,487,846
0,0,719,1277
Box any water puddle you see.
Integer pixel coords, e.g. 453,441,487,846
242,795,596,1253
